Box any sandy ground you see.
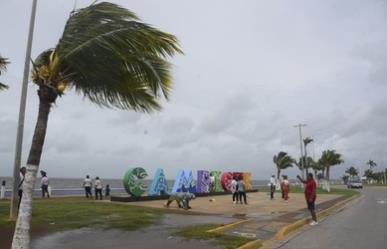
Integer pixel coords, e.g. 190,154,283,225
121,192,341,217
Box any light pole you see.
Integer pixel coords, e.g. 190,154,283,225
10,0,38,218
294,124,307,180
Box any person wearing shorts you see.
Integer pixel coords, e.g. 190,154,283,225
297,173,318,226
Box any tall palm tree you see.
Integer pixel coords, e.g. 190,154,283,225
273,151,294,179
318,150,344,181
303,137,313,174
366,160,377,169
0,55,9,90
12,3,182,248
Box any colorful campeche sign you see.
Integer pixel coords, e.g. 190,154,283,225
123,167,252,197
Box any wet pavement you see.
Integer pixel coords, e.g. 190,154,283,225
221,195,350,242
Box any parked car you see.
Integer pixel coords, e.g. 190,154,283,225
347,176,363,189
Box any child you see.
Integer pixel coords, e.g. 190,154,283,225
105,184,110,197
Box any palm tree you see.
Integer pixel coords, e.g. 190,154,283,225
12,3,182,248
273,151,294,179
345,166,358,177
303,137,313,174
366,160,377,169
318,150,344,181
0,55,9,90
309,157,323,176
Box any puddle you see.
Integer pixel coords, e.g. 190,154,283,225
31,213,236,249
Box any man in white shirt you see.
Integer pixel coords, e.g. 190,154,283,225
40,170,50,198
231,177,239,204
94,177,103,200
83,175,92,198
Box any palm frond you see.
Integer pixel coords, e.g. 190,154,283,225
0,55,9,90
0,82,8,90
42,2,183,111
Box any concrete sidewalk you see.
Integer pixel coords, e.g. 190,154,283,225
121,191,348,248
122,191,341,217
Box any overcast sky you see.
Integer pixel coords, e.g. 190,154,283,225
0,0,386,180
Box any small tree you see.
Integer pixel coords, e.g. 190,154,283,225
273,151,294,179
342,175,349,184
318,150,344,181
366,160,377,169
303,137,313,174
345,166,358,177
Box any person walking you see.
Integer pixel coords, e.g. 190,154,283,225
282,175,290,201
83,175,92,198
40,171,50,198
0,180,5,199
297,173,318,225
94,177,103,200
18,167,26,211
269,175,276,200
231,177,239,204
238,177,247,204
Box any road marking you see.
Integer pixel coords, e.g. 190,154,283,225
376,199,387,204
232,231,257,238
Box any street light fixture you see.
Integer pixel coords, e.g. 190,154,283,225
10,0,38,218
294,124,307,180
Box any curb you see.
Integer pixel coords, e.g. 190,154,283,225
233,194,359,249
262,194,359,248
207,219,251,233
236,240,263,249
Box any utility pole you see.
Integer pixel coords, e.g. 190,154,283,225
294,124,307,180
10,0,38,219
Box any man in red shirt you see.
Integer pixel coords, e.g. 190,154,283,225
297,173,318,225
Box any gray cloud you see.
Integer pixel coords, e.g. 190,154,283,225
1,0,387,179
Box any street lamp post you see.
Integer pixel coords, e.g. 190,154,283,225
10,0,38,218
294,124,307,180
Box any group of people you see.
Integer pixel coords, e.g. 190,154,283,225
83,175,110,200
231,176,247,204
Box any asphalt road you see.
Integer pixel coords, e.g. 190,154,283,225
277,187,387,249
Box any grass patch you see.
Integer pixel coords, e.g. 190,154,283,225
0,199,163,230
260,187,360,197
174,224,258,249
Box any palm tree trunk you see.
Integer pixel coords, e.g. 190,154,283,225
12,86,55,249
326,166,330,181
314,169,318,186
277,168,281,180
325,166,331,192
